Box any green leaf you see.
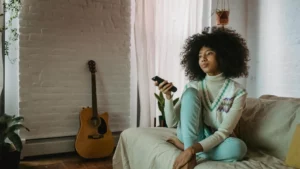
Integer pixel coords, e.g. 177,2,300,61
0,122,8,134
159,91,164,99
7,132,22,151
154,93,161,102
158,104,164,117
173,98,179,105
158,104,164,114
0,114,13,125
8,124,30,133
154,93,164,104
0,135,5,144
11,116,24,124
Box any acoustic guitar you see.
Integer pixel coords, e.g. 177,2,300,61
75,60,114,159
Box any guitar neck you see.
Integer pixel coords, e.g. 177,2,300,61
91,73,98,117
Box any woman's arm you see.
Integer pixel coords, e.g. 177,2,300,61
164,96,181,128
190,91,247,153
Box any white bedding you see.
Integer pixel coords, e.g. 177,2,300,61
112,127,293,169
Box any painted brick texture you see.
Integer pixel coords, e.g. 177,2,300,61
19,0,131,139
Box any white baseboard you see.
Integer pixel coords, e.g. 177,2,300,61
21,133,120,159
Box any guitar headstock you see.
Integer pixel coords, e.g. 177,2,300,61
88,60,96,73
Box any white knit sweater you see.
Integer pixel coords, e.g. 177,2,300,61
164,73,247,152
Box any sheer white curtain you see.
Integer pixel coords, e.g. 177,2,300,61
132,0,212,127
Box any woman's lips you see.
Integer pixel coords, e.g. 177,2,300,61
201,63,208,68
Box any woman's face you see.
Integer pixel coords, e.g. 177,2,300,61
198,46,221,76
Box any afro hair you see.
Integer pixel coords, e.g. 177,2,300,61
180,26,250,81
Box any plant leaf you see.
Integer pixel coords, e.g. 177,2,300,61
154,93,162,102
155,93,164,104
8,124,30,133
157,101,161,110
7,131,22,151
158,104,164,117
159,91,164,99
0,134,5,144
158,104,164,114
12,116,24,124
0,114,13,125
173,98,179,105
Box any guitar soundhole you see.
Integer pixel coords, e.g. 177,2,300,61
98,117,107,134
91,117,100,126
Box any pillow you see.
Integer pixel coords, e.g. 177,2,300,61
285,124,300,168
239,99,300,160
260,94,300,102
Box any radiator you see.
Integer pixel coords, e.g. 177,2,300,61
21,132,121,159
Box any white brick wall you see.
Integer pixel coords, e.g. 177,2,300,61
246,0,300,98
19,0,131,139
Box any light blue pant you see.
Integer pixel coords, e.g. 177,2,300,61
177,88,247,162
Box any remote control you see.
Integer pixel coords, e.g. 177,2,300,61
152,76,177,92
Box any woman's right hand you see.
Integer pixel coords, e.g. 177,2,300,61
154,80,174,100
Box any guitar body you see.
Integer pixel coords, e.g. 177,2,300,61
75,107,114,159
75,60,114,159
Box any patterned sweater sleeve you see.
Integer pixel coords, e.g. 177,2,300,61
199,90,247,152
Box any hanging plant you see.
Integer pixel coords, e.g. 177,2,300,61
212,0,230,26
0,0,22,62
216,9,230,26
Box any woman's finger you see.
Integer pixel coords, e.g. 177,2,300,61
173,162,177,169
162,83,172,91
177,162,183,169
162,82,172,90
162,83,173,93
158,81,168,89
164,84,173,92
154,81,158,86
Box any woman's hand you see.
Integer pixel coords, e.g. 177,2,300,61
167,137,184,151
154,80,174,100
173,147,197,169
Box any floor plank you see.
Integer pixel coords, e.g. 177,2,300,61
20,152,112,169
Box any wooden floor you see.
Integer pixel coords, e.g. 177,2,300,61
20,152,112,169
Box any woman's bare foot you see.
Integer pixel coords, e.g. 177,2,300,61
167,137,184,151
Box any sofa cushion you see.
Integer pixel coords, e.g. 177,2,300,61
260,94,300,102
285,124,300,168
239,97,300,160
113,127,293,169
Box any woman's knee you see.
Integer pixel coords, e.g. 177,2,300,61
225,138,248,160
182,88,199,100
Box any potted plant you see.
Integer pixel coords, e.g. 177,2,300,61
211,0,230,26
0,114,29,169
216,9,230,26
154,91,179,127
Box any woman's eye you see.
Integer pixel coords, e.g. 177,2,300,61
207,52,213,55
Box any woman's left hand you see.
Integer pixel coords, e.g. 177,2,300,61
173,147,196,169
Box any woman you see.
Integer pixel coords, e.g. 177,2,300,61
154,26,250,169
